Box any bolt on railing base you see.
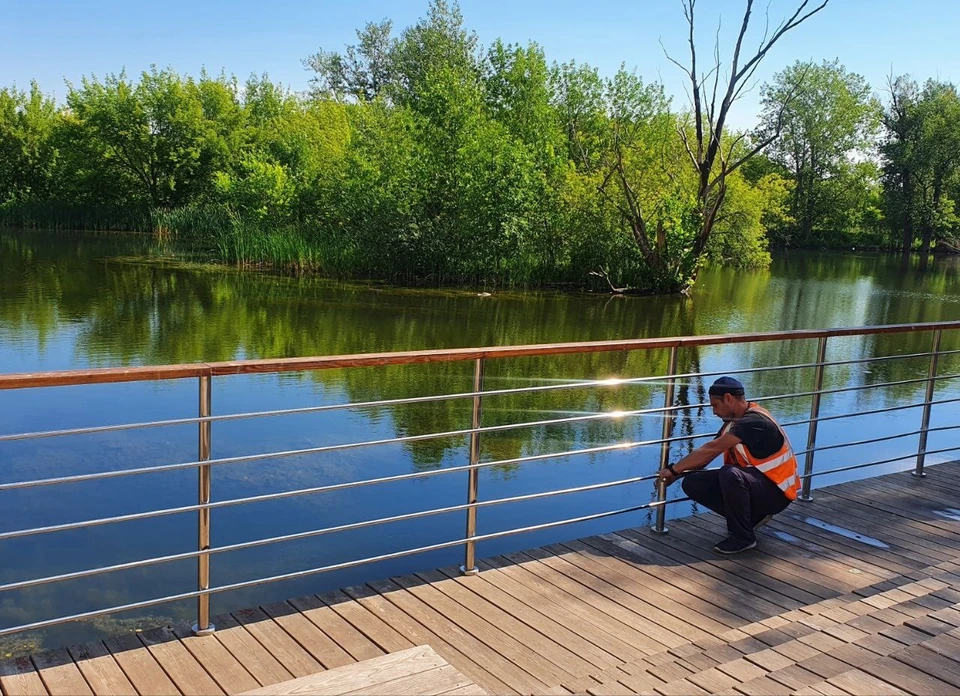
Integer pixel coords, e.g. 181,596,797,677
192,622,215,636
650,525,669,535
459,565,479,576
911,471,927,478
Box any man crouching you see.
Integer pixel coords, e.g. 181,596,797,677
657,376,798,554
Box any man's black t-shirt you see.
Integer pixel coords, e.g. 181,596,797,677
720,411,784,459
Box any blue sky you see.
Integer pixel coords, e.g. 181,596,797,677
6,0,960,129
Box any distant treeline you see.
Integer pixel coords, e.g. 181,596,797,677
2,1,957,290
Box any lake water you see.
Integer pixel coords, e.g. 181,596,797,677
2,228,960,653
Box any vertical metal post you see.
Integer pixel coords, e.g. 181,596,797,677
914,329,942,478
460,358,485,576
799,336,828,502
192,374,215,635
653,346,679,534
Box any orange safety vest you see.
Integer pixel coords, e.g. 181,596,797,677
720,403,799,501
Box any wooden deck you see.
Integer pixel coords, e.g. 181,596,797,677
4,462,960,696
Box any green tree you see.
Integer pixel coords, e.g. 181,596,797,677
304,20,395,102
596,0,833,292
881,77,960,251
0,83,59,204
65,68,233,208
759,59,879,246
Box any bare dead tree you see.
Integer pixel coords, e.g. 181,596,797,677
670,0,830,261
596,0,829,293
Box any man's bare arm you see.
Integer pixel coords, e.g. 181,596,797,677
659,433,742,485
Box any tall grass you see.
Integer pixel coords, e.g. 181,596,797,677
154,205,340,274
1,202,563,286
0,202,153,232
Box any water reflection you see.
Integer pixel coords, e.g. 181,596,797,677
2,229,960,652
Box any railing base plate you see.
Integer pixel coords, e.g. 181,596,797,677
798,495,814,502
459,565,479,576
911,471,927,478
192,622,216,636
650,526,669,535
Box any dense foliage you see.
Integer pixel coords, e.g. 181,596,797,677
3,1,954,291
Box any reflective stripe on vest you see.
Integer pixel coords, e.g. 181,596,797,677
722,403,799,501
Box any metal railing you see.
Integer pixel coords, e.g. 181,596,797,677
1,320,959,639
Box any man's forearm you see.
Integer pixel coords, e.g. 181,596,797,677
671,444,723,473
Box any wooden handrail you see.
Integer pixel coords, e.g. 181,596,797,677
2,320,958,390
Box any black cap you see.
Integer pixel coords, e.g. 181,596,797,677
709,376,745,397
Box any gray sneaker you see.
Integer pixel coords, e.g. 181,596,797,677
714,536,757,555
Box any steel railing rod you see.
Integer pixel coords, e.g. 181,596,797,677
0,490,699,638
803,444,960,480
0,470,666,596
3,346,955,445
6,376,960,496
800,336,828,501
792,424,960,458
654,346,679,534
11,411,960,544
193,375,214,636
2,322,959,641
0,434,677,543
5,320,960,392
461,358,484,575
779,395,960,428
915,330,944,478
0,401,723,492
0,428,727,542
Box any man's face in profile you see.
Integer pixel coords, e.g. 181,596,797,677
710,393,740,421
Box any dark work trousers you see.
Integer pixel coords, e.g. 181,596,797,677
681,465,791,542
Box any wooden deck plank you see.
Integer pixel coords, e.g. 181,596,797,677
827,670,907,696
340,584,512,696
630,521,840,601
231,608,323,679
545,540,710,643
366,578,546,695
170,626,260,694
136,628,222,696
275,597,376,665
888,644,960,688
209,613,294,688
13,461,960,696
827,481,960,541
0,655,49,696
576,533,775,625
104,633,179,696
477,556,645,663
491,551,669,656
32,648,94,696
341,663,473,695
591,528,803,614
702,504,904,586
419,568,595,678
807,491,957,564
536,540,744,634
387,573,566,686
434,566,617,672
316,590,415,655
768,510,936,575
239,645,448,695
687,515,886,591
67,641,136,696
860,656,960,695
630,520,823,607
506,547,683,651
